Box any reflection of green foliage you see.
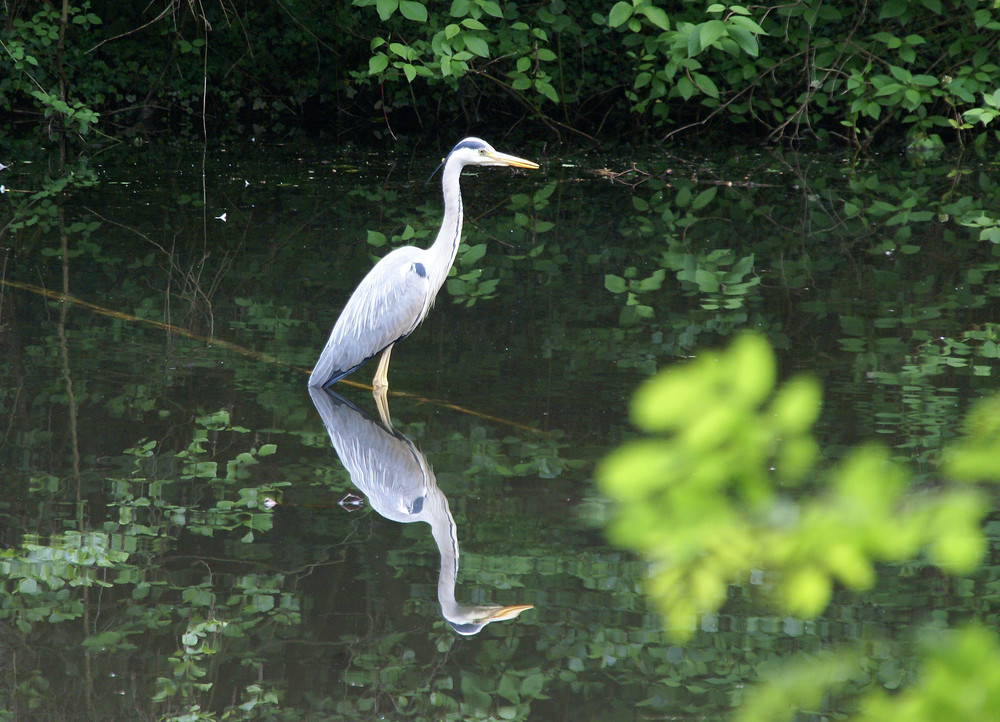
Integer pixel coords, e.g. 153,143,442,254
607,249,759,318
446,180,558,306
111,410,285,542
668,249,759,311
337,625,547,720
2,163,98,236
0,531,132,631
599,333,988,634
7,142,1000,719
0,409,297,720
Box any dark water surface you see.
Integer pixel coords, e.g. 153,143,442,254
2,139,999,720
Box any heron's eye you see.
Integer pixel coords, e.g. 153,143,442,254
478,149,487,155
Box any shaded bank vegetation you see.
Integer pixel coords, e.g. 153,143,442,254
2,0,1000,147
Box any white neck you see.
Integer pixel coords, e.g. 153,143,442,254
427,488,462,618
426,157,466,292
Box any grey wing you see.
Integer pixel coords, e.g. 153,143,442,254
309,247,433,387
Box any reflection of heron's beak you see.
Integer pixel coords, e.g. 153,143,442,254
488,151,540,170
481,604,534,622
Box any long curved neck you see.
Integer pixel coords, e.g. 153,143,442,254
427,157,466,292
427,490,462,618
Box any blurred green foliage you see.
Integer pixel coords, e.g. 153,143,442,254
599,333,989,632
600,332,1000,716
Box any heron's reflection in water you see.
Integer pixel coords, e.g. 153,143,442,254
309,387,533,635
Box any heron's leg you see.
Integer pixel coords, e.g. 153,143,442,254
372,343,393,393
374,389,393,429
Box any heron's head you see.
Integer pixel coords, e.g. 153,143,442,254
446,603,535,636
446,137,539,170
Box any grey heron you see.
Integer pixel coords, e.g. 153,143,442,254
308,138,539,392
309,386,534,635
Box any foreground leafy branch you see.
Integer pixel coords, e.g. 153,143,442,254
599,333,990,634
598,332,1000,716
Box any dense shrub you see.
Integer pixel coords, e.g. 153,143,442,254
1,0,999,146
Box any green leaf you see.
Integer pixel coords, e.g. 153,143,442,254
375,0,398,21
462,243,487,264
676,75,695,100
481,1,503,18
874,82,904,97
692,72,719,98
888,65,912,82
608,1,633,28
368,53,389,75
520,672,546,697
638,5,670,31
727,15,766,34
687,27,701,57
463,34,489,57
770,376,822,433
698,20,728,51
388,42,413,59
605,274,627,293
727,26,759,56
498,673,520,702
638,268,666,292
690,186,718,210
251,594,275,612
879,0,908,19
399,0,427,21
784,567,832,617
83,630,125,648
536,80,559,103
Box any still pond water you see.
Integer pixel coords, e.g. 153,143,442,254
1,138,999,720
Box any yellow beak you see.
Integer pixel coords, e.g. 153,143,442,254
481,604,535,622
487,151,540,170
